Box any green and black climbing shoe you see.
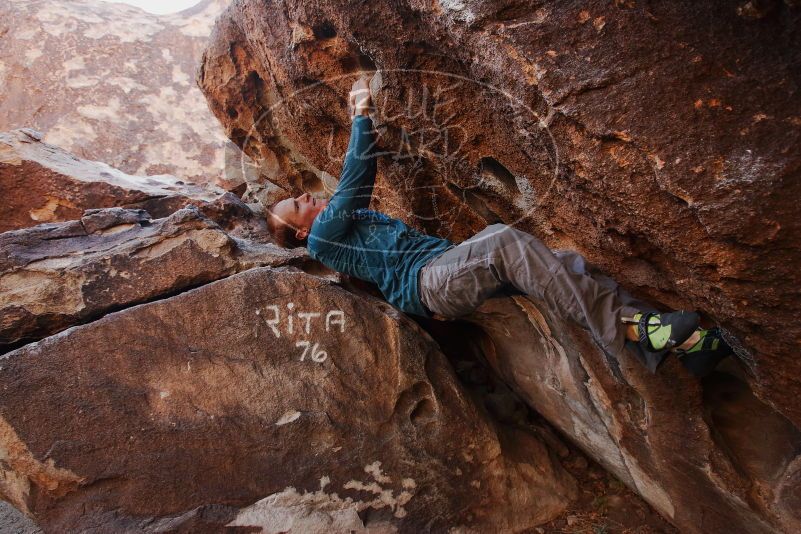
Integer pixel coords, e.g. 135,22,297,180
675,327,733,377
634,311,700,353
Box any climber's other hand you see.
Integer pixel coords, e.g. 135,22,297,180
349,76,372,119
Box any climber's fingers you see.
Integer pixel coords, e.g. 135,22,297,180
350,75,369,94
349,76,372,118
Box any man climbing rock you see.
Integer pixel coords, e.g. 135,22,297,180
267,76,733,377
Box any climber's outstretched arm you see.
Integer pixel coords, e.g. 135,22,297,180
309,80,376,249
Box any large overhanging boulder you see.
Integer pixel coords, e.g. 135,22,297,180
0,267,577,532
197,1,801,531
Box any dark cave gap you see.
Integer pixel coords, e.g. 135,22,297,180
312,21,337,39
416,315,571,455
479,156,521,194
702,361,801,485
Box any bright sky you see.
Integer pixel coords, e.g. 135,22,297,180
108,0,202,15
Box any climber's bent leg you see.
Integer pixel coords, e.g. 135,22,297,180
418,224,510,318
418,223,639,355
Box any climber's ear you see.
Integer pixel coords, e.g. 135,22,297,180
295,227,309,240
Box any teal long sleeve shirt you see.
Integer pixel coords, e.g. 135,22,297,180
307,116,454,317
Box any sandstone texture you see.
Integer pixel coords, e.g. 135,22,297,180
462,296,800,533
197,0,801,531
0,501,39,534
0,128,230,232
0,0,233,185
0,267,577,533
0,203,304,353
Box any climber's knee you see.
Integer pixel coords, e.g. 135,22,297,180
487,223,516,238
481,223,518,248
487,223,538,245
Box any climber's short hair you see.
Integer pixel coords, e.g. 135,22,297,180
266,200,308,249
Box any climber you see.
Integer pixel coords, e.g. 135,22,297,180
266,76,732,377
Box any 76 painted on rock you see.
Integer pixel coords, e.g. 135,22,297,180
257,302,346,363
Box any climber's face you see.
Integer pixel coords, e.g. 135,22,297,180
270,192,328,241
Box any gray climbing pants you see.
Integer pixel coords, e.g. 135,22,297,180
418,223,648,357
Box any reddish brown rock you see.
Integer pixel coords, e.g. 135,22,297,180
0,0,234,186
0,205,304,353
0,129,230,232
192,190,290,245
0,267,577,532
460,295,800,533
198,1,801,531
